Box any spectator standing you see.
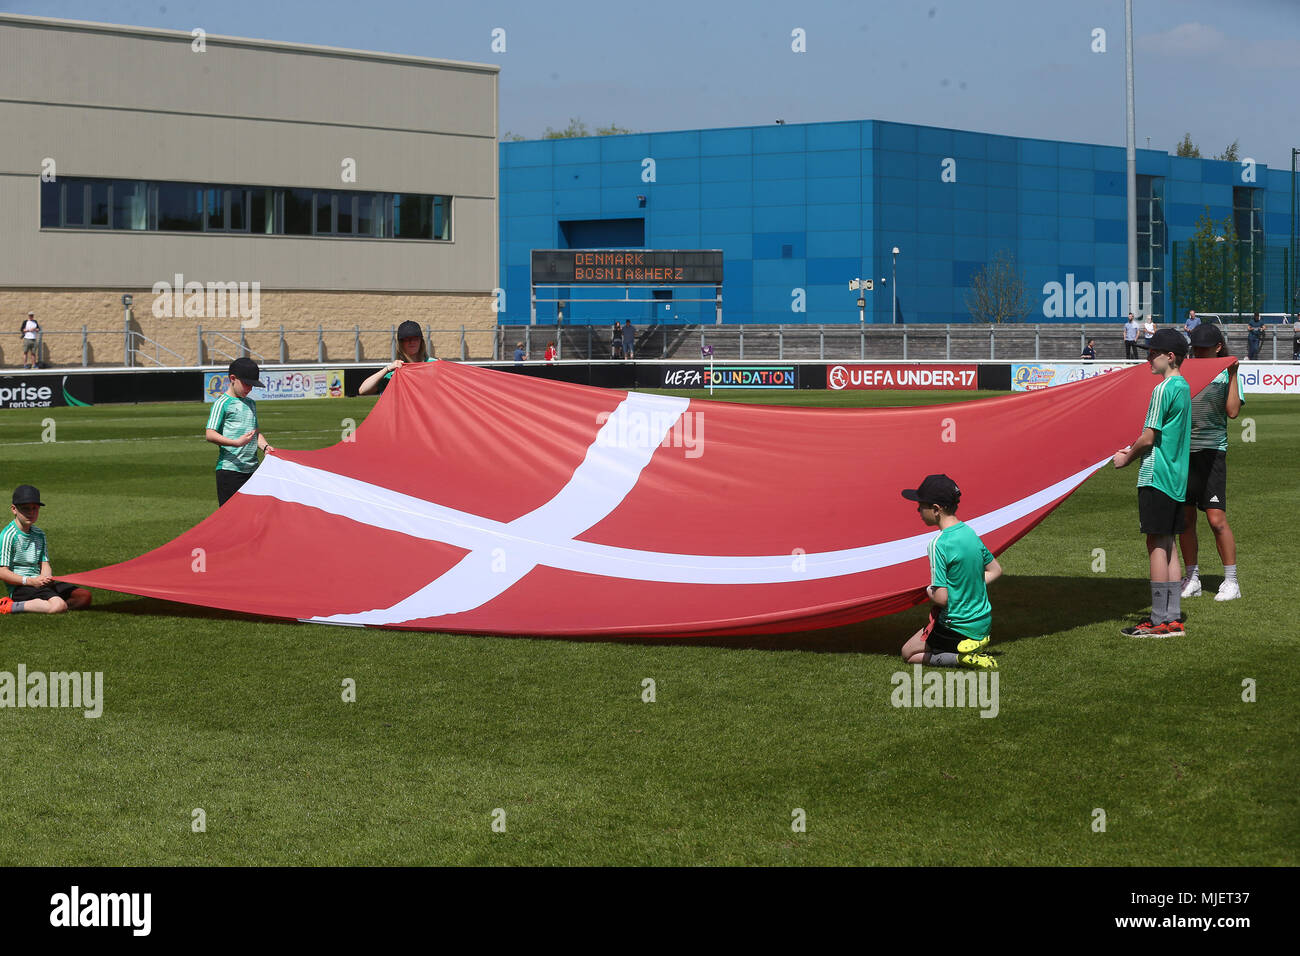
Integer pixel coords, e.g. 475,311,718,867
622,318,635,360
20,311,40,369
1081,338,1097,361
513,341,526,364
1246,312,1264,361
544,341,556,362
1124,313,1139,359
1184,310,1200,343
611,322,623,359
1141,315,1157,349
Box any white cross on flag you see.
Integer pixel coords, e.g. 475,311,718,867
63,359,1231,637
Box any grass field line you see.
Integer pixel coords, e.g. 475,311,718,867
0,428,342,447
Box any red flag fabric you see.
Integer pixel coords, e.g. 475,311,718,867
63,358,1232,636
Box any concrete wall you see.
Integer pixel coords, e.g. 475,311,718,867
0,14,498,295
0,289,498,367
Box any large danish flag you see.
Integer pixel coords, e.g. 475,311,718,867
63,358,1231,637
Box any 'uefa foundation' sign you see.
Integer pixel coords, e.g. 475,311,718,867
661,365,796,389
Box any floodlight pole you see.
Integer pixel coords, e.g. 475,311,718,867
1125,0,1138,308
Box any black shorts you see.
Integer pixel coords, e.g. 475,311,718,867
1185,449,1228,512
216,469,254,506
1138,486,1186,535
11,581,80,603
920,611,972,654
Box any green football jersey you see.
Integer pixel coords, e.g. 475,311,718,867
1190,368,1244,452
1136,375,1191,500
1,519,48,597
206,393,260,473
928,521,994,640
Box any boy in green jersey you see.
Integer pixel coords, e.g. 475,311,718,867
1112,329,1192,637
900,474,1002,670
0,485,92,615
1179,324,1243,601
205,357,275,507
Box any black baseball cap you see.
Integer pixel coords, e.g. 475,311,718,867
12,485,44,506
1136,328,1188,357
902,474,961,509
1190,323,1225,349
396,320,422,340
229,357,263,387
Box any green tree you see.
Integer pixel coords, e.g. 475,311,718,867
1175,208,1240,313
1175,132,1201,158
964,250,1032,323
1214,140,1240,162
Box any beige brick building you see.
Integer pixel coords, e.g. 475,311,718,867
0,15,499,368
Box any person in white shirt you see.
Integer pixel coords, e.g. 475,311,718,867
1140,315,1157,350
20,311,40,369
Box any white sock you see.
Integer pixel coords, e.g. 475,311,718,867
1224,564,1237,582
1186,564,1199,580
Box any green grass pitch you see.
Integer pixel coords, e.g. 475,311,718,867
0,386,1296,865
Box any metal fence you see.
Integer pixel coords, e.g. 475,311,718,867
8,320,1297,370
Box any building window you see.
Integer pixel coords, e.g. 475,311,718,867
1137,175,1165,320
155,182,204,231
38,175,452,241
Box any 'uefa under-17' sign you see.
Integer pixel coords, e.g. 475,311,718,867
532,250,723,284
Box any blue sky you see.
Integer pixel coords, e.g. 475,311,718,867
7,0,1298,167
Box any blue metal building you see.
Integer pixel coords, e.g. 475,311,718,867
499,119,1287,326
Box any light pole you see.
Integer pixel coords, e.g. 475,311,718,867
891,247,900,324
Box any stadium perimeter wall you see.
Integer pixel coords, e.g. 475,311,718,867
4,359,1299,408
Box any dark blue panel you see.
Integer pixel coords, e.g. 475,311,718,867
917,206,951,233
649,130,702,157
1058,193,1091,218
1060,217,1091,242
1166,203,1202,228
1094,169,1125,195
917,127,954,154
807,150,860,178
807,204,859,230
701,128,752,155
954,236,988,260
1020,140,1058,165
652,210,699,235
1169,157,1201,181
987,163,1017,187
701,180,753,207
807,122,863,150
1058,143,1093,169
915,234,952,259
753,124,806,153
951,260,977,286
878,150,918,179
807,258,859,284
754,232,806,259
988,211,1017,237
880,203,917,231
755,153,806,180
599,135,653,161
1021,165,1058,190
806,177,860,204
1137,149,1169,176
1267,211,1291,234
1202,161,1232,185
1060,166,1092,192
952,131,987,159
700,207,752,232
1020,190,1056,215
808,231,862,257
1093,147,1124,172
558,218,645,248
553,138,601,164
1094,219,1126,243
987,136,1017,162
753,179,804,205
878,123,918,151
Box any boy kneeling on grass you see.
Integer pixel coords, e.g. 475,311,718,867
0,485,91,615
900,474,1001,670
